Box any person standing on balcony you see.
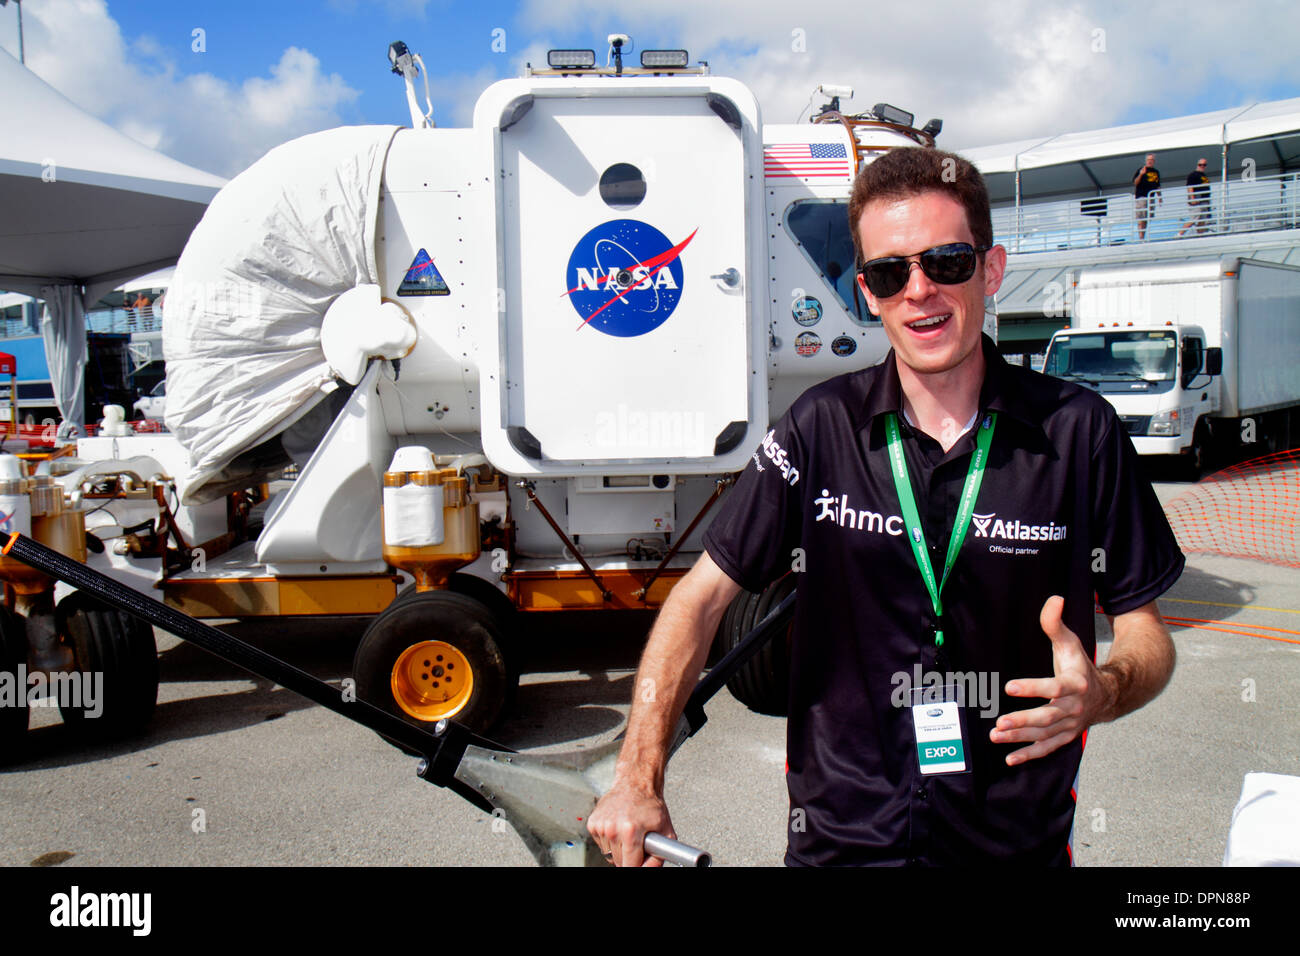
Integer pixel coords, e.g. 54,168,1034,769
1133,153,1161,240
132,291,153,323
1178,159,1212,237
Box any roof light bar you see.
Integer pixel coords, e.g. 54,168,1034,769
641,49,689,69
547,49,596,69
872,103,914,128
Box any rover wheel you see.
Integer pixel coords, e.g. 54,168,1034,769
0,607,29,763
56,591,159,738
714,574,795,717
353,590,513,741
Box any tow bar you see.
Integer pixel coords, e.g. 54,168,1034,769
3,532,794,867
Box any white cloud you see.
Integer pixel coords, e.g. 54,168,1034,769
8,0,1294,181
441,64,508,128
16,0,360,177
516,0,1300,150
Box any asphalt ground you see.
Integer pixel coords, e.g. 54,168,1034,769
1,480,1297,870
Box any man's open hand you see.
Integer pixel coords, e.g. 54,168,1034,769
990,595,1116,766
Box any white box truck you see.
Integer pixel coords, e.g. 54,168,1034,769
1042,257,1300,475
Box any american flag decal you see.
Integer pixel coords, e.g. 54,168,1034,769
764,142,851,180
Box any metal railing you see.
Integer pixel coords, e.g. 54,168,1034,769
1,317,38,338
994,170,1299,253
2,307,163,339
86,307,164,334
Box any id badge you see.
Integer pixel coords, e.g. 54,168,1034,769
910,684,968,775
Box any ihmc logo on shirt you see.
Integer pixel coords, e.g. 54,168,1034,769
813,489,905,536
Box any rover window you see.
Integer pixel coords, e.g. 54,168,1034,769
784,200,878,325
599,163,647,209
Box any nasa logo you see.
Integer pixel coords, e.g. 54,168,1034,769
564,219,697,337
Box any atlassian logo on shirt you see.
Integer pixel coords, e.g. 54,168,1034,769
971,512,1068,542
754,429,799,486
814,489,905,536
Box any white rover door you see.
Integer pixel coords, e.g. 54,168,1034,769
497,89,751,464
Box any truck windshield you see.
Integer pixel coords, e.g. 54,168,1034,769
1044,330,1177,383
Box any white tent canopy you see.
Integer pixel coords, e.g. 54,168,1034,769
0,49,223,429
113,266,175,294
962,97,1300,204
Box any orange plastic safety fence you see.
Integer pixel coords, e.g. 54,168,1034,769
1164,449,1300,568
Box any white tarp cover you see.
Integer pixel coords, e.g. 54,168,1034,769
1223,772,1300,866
164,125,399,502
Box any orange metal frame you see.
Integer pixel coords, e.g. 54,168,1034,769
505,567,687,611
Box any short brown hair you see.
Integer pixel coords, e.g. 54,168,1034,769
847,148,993,265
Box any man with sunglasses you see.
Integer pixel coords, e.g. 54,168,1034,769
1179,159,1212,237
589,148,1182,867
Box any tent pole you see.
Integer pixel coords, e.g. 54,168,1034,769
1014,167,1022,253
1220,142,1229,234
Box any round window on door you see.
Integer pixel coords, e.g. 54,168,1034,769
599,163,647,209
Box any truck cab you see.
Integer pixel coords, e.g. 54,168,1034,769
1043,323,1220,465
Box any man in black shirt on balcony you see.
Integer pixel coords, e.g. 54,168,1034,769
1133,153,1162,240
1179,158,1212,237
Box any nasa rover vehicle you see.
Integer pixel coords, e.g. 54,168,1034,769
0,38,974,752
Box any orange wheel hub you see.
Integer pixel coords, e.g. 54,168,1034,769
390,640,474,721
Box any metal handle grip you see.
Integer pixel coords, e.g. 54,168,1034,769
644,832,711,867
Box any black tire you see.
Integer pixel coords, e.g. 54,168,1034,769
446,573,522,691
447,573,516,624
0,607,29,763
1181,420,1210,481
353,590,514,740
392,574,516,625
56,591,159,738
1261,411,1283,456
714,574,795,717
397,574,521,691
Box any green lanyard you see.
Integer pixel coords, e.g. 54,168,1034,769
884,410,997,647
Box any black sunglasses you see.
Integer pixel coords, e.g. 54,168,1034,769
858,242,989,299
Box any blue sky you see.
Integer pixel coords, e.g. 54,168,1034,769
90,0,778,128
4,0,1297,177
103,1,525,128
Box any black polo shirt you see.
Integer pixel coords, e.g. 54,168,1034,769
703,335,1184,866
1186,170,1210,201
1134,167,1161,198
